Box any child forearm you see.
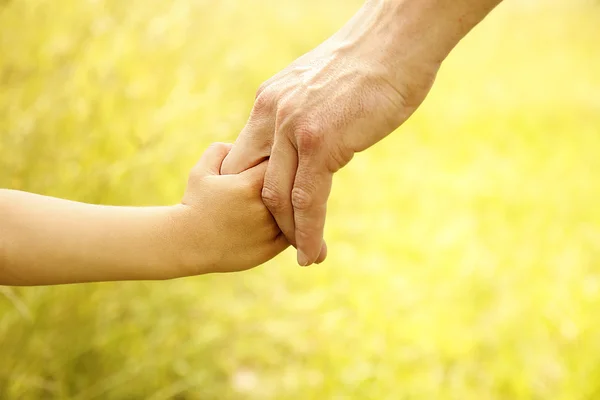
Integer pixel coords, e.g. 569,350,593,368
0,143,288,286
0,189,185,286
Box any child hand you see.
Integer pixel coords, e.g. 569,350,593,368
171,142,289,275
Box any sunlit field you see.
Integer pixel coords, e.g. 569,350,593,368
1,0,600,398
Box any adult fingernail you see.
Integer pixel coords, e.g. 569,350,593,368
297,251,310,267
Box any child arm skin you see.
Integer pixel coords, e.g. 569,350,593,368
0,143,289,286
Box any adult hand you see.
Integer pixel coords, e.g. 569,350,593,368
221,0,500,266
220,1,438,266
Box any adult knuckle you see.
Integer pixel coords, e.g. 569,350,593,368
253,88,277,116
274,99,296,126
261,184,286,212
291,185,314,212
294,124,323,155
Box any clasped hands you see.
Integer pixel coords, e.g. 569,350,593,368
2,0,499,285
218,3,438,268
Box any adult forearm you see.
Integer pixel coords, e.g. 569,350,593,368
336,0,502,77
0,190,184,286
385,0,502,58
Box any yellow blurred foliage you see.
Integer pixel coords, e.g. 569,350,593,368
1,0,600,398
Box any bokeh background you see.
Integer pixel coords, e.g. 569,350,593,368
1,0,600,398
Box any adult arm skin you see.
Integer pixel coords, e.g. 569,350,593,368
220,0,503,266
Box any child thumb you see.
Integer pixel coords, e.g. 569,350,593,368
196,143,233,175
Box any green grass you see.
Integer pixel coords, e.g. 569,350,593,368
1,0,600,398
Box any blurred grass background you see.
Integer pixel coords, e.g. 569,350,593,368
1,0,600,398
